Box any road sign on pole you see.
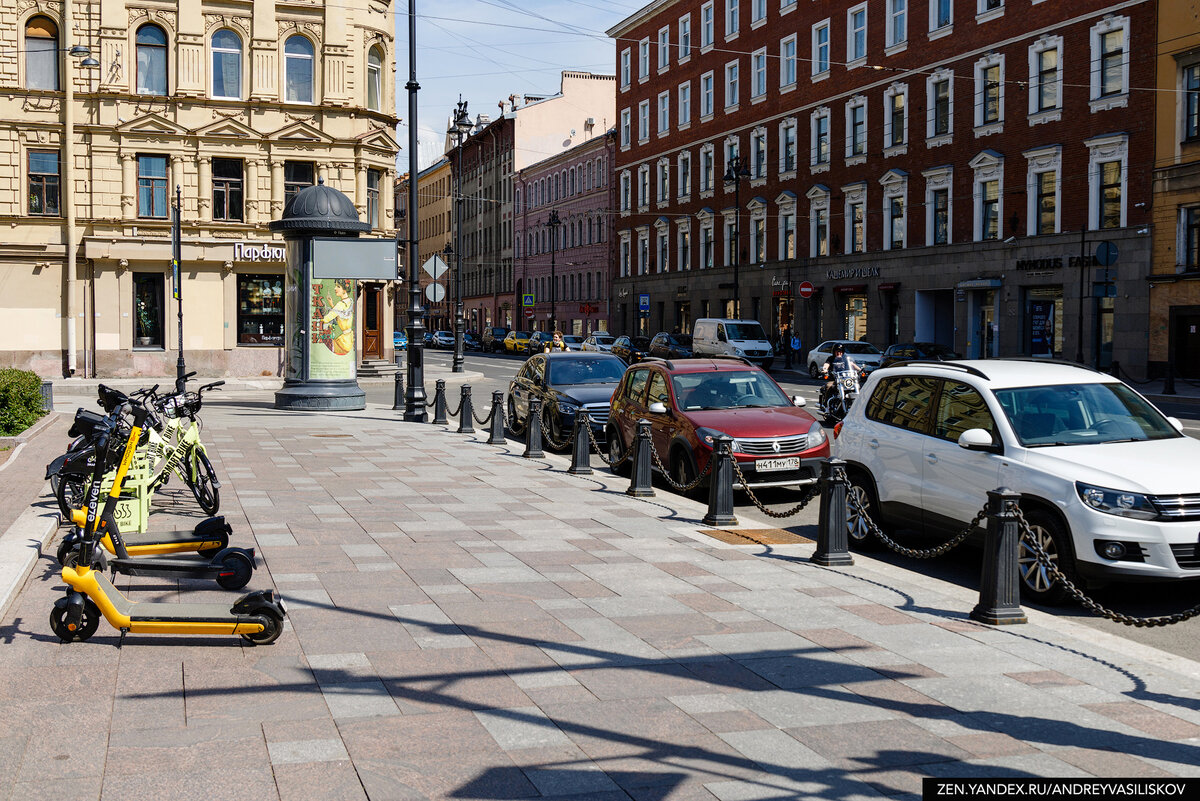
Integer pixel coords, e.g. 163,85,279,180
1095,241,1119,267
523,308,535,319
798,281,815,299
522,293,535,307
425,283,445,303
422,255,448,279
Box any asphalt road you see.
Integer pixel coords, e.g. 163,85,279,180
368,349,1200,664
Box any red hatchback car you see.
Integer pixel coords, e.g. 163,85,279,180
606,359,830,492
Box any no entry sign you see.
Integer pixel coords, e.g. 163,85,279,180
798,281,815,299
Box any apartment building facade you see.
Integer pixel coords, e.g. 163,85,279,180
514,131,617,336
609,0,1153,370
3,0,399,378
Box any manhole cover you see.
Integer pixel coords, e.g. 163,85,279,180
697,528,813,545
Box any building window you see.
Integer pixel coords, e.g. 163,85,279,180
700,145,714,191
1183,207,1200,269
367,47,383,111
367,169,381,228
724,137,740,173
780,211,796,259
812,21,830,76
657,161,669,202
1090,16,1129,105
726,0,739,37
701,2,715,47
1097,161,1121,229
1186,65,1200,141
1036,171,1056,234
751,215,765,263
1098,29,1124,97
886,87,906,148
638,165,650,208
848,200,865,253
725,61,739,107
781,35,797,87
658,27,671,70
639,38,650,78
932,0,952,30
980,180,999,240
812,109,830,165
212,158,243,222
813,207,829,257
847,4,867,63
751,128,766,178
678,83,691,125
136,24,168,96
679,228,691,270
639,234,649,275
211,29,242,100
932,188,949,244
620,48,631,87
657,92,670,134
888,0,907,47
237,275,284,345
137,155,168,218
657,230,669,272
678,152,691,196
976,57,1003,126
620,109,631,146
25,16,59,91
134,273,164,348
700,222,714,268
27,150,60,216
888,197,905,248
846,100,867,158
751,49,766,98
700,72,714,116
1032,44,1059,113
620,171,631,211
781,120,797,172
751,0,766,24
638,100,649,140
679,16,692,59
724,218,736,266
284,35,314,103
931,75,951,137
284,161,315,203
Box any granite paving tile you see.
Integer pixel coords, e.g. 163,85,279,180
273,760,368,801
1081,702,1200,740
788,718,970,769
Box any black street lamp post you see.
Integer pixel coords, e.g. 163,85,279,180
449,99,471,372
723,156,751,319
546,210,561,333
402,0,427,421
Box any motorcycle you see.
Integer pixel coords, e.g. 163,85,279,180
819,367,862,423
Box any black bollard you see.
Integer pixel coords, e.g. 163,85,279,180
569,410,594,475
813,459,854,566
432,379,449,425
702,436,737,526
487,391,505,445
523,397,545,459
970,488,1028,626
1164,360,1177,396
457,385,475,435
626,419,656,497
392,371,405,411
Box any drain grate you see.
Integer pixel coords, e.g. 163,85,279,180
312,434,353,438
698,527,813,545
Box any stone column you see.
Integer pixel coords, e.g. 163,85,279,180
270,160,284,217
355,165,367,220
197,156,212,222
246,159,263,225
120,153,136,218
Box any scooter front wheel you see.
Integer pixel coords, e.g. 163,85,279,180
216,551,255,590
50,597,101,642
241,608,284,645
186,450,221,516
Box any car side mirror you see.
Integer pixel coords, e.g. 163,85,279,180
648,401,669,414
957,428,1001,453
791,395,806,407
1167,416,1184,432
717,332,727,342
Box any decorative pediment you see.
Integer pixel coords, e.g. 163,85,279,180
775,190,797,206
695,206,715,221
879,168,908,187
968,149,1004,170
192,117,261,140
747,195,767,212
356,127,399,152
806,183,830,200
117,113,188,136
268,120,335,144
654,216,670,231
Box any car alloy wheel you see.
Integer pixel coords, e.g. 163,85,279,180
1017,510,1076,606
809,362,820,379
844,473,881,549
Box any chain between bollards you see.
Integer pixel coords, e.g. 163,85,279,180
626,419,655,498
486,391,506,445
523,397,545,459
432,379,449,425
702,436,737,526
568,410,593,475
812,459,853,566
457,385,475,435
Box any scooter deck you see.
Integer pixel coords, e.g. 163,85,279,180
95,572,259,627
109,555,226,578
121,529,216,547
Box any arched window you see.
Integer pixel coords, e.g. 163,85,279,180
136,24,168,95
211,29,241,99
25,16,59,91
366,46,382,111
284,35,314,103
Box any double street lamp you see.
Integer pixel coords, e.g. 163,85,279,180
723,156,751,319
545,210,562,334
448,98,472,372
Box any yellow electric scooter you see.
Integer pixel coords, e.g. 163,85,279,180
51,403,286,646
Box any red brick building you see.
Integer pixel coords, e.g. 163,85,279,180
609,0,1153,370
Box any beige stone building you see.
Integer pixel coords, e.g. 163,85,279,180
2,0,399,378
1151,0,1200,379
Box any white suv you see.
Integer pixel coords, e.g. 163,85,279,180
836,359,1199,604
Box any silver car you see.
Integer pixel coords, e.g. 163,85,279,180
562,335,584,352
581,333,616,352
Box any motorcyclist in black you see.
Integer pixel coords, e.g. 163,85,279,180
820,344,860,410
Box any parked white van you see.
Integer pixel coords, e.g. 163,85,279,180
691,318,775,370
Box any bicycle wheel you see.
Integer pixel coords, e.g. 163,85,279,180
186,448,221,516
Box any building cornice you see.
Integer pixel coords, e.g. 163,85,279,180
607,0,680,39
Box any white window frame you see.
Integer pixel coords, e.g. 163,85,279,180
751,48,767,100
812,20,830,79
843,182,867,254
1089,15,1130,112
697,209,715,269
656,158,670,204
619,170,632,213
974,53,1004,134
777,194,797,260
1086,133,1128,230
637,164,650,209
638,99,650,142
976,0,1003,23
751,0,767,26
779,117,798,176
678,81,692,127
701,1,715,49
679,15,692,60
883,82,908,154
1024,144,1061,236
677,219,693,271
725,60,740,109
619,233,631,277
923,165,953,245
880,169,908,250
847,4,867,67
726,0,740,39
620,48,631,88
748,199,766,264
1027,35,1063,124
887,0,907,51
845,95,867,163
620,108,631,147
750,126,767,180
807,184,830,257
929,0,953,38
637,228,650,276
926,67,954,146
810,107,831,171
658,27,671,72
722,210,737,267
655,220,670,273
780,34,798,89
723,134,741,182
700,143,716,194
657,91,670,136
700,71,715,118
970,149,1004,241
678,151,692,198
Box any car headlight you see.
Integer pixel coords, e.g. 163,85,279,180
731,347,745,357
557,401,579,415
1076,482,1158,520
806,421,827,448
696,427,741,453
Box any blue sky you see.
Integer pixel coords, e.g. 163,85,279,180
393,0,642,171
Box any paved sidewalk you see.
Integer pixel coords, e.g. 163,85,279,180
0,395,1198,801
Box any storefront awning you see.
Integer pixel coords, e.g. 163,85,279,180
956,278,1003,290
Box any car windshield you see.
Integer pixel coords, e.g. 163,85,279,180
842,342,881,355
669,334,693,346
592,334,614,344
630,337,651,349
994,383,1180,447
725,323,767,341
917,343,957,358
671,370,791,410
514,332,530,340
547,357,626,386
436,331,451,337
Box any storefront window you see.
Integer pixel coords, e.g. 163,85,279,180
134,273,164,349
1025,287,1062,357
842,293,867,341
238,274,284,345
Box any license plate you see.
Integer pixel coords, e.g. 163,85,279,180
753,457,800,472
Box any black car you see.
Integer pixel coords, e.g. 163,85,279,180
506,352,627,451
463,332,482,351
612,335,652,365
526,331,555,355
482,326,509,353
649,332,693,360
879,342,962,369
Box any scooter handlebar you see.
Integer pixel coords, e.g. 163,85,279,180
199,380,225,393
